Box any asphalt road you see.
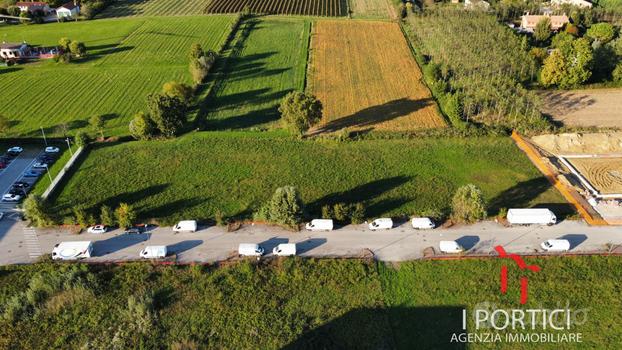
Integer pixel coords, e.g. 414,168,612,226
1,218,621,265
0,146,45,211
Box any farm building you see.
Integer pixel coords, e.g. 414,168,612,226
0,43,29,60
56,1,80,18
16,1,52,14
551,0,592,8
520,13,569,32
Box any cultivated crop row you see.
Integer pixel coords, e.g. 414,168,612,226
98,0,212,17
205,0,348,17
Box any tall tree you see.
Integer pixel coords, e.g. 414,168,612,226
451,184,487,224
586,23,615,44
534,17,552,44
129,112,156,140
115,203,136,229
89,115,105,139
540,38,593,88
278,92,323,137
146,93,187,138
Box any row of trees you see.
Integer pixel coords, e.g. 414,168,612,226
55,37,87,63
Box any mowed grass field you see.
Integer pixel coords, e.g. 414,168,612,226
53,132,568,224
309,21,445,133
98,0,212,17
0,16,235,138
200,18,310,130
1,257,620,348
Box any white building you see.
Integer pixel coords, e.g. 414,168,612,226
520,13,569,32
551,0,592,8
56,1,80,19
0,43,29,60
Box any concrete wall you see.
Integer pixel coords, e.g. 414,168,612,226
42,146,84,199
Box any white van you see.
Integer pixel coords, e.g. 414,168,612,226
238,243,264,257
140,246,167,259
173,220,197,232
411,217,435,230
52,241,93,260
305,219,334,231
507,209,557,226
369,218,393,231
540,239,570,252
273,243,296,256
439,240,464,254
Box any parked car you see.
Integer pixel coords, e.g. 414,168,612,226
52,241,93,260
439,241,464,254
173,220,197,232
238,243,264,257
124,227,143,234
2,193,21,202
7,146,22,155
140,246,167,259
305,219,334,231
369,218,393,231
33,162,48,169
540,239,570,252
411,217,435,230
0,155,11,162
0,163,6,169
45,146,60,153
23,170,41,177
8,188,25,195
272,243,296,256
37,155,55,163
87,225,107,234
12,181,30,189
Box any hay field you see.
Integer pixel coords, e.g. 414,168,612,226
569,157,622,194
539,89,622,128
349,0,396,19
309,21,445,133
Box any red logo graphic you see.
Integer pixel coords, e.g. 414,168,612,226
495,245,541,305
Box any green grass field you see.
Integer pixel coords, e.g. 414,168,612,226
52,132,569,224
98,0,212,17
197,18,310,130
0,16,235,138
0,257,620,349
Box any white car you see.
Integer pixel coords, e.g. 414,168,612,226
439,240,464,254
32,162,48,169
540,239,570,252
7,146,23,154
87,225,107,234
2,193,21,202
368,218,393,231
45,146,60,153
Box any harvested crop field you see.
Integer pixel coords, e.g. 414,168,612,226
568,157,622,195
308,21,445,133
349,0,396,19
539,89,622,128
98,0,211,17
531,132,622,155
205,0,348,16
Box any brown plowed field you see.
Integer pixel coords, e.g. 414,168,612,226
539,89,622,128
308,21,446,133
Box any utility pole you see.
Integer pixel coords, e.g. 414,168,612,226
65,137,73,156
40,127,48,146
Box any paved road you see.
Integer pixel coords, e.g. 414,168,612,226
0,146,45,211
0,218,621,265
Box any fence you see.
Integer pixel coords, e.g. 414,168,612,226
42,146,84,199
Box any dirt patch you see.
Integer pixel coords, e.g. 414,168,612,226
568,158,622,195
531,132,622,155
539,89,622,128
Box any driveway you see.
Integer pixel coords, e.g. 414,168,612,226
1,219,621,265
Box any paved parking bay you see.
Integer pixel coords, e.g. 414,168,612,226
0,146,45,210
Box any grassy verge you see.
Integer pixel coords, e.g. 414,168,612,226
0,256,620,348
29,146,73,197
52,131,570,224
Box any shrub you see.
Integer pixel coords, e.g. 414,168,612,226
451,184,487,223
73,207,89,229
115,203,136,229
350,203,366,224
586,23,615,44
129,112,156,140
278,91,323,138
321,205,333,219
162,81,193,103
100,205,115,227
333,203,349,222
23,195,54,227
74,131,90,148
613,63,622,83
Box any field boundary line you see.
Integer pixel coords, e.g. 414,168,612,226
302,20,313,92
511,131,608,226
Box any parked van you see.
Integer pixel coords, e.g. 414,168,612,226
439,240,464,254
52,241,93,260
273,243,296,256
540,239,570,252
507,209,557,226
140,246,167,259
411,217,435,230
369,218,393,231
238,243,264,257
305,219,334,231
173,220,197,232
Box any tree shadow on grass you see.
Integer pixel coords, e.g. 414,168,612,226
308,176,413,217
310,98,435,134
282,306,466,350
488,177,575,217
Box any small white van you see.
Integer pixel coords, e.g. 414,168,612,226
52,241,93,260
540,239,570,252
369,218,393,231
305,219,334,231
238,243,264,257
507,209,557,226
439,240,464,254
173,220,197,233
140,246,167,259
273,243,296,256
411,217,435,230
